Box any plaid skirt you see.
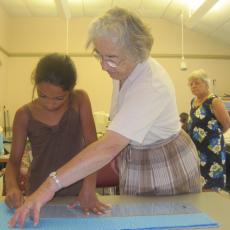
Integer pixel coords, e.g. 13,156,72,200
117,130,201,196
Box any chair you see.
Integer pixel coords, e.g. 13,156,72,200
96,159,119,195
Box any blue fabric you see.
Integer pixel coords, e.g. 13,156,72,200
0,203,218,229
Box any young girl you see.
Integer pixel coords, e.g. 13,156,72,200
5,53,107,214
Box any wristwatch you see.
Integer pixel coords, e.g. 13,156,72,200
49,171,63,189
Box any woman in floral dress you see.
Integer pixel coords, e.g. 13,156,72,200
188,69,230,190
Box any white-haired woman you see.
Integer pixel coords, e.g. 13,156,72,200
188,69,230,191
9,7,201,228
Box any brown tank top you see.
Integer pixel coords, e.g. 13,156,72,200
24,102,84,196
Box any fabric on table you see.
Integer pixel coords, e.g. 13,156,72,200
0,203,218,230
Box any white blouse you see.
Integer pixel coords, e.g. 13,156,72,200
108,57,180,145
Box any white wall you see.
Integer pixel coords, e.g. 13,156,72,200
0,53,8,127
146,18,230,55
7,17,230,55
157,58,230,113
1,9,230,126
0,6,8,49
0,6,9,127
5,57,112,121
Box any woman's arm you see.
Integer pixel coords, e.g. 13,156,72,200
5,107,28,208
57,130,128,189
71,90,106,213
212,98,230,133
9,130,129,228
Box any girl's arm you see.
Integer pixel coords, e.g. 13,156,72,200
5,107,28,208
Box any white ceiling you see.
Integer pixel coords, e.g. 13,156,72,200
0,0,230,45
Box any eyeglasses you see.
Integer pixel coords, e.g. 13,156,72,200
93,51,121,68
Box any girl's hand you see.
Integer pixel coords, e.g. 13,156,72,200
5,188,24,209
68,190,111,215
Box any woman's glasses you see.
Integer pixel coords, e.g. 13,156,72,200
93,51,121,68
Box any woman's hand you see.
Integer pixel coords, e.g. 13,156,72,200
68,189,111,216
5,187,24,209
8,179,57,228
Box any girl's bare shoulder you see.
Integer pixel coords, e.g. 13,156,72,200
71,89,90,107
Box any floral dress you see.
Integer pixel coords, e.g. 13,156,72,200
188,94,226,190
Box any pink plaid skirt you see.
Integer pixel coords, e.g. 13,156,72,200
117,130,201,196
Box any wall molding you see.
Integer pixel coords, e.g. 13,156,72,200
151,54,230,60
1,47,230,60
0,45,9,56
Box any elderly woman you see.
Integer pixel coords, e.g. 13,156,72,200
9,7,201,228
188,69,230,191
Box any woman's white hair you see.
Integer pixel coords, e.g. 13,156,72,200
188,69,210,87
86,7,153,62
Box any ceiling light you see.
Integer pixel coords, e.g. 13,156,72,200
187,0,205,11
177,0,205,13
209,0,227,12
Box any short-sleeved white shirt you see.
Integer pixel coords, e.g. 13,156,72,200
108,57,180,145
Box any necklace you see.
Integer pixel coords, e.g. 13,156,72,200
194,93,212,107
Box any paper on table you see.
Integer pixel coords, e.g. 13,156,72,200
40,202,200,218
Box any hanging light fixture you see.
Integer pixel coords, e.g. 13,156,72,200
65,17,70,54
180,12,187,71
55,0,71,54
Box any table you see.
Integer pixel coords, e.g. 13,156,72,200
100,193,228,229
1,192,225,230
